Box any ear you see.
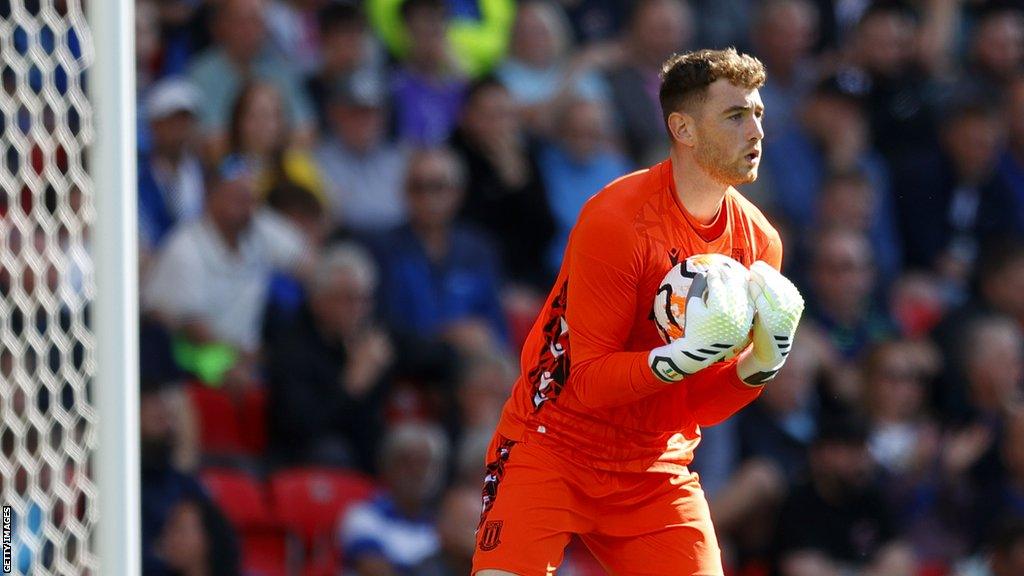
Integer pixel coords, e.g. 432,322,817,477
667,111,697,147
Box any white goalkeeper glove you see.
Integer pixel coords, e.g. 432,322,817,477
648,262,754,382
736,261,805,385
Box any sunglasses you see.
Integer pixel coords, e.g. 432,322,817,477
408,178,456,194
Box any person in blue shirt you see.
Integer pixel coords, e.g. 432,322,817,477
340,422,449,575
368,146,509,353
536,96,632,275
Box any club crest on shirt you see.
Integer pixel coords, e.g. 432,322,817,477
479,520,504,551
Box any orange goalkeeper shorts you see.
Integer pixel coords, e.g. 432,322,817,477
471,432,723,576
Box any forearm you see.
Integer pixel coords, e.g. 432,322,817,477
685,360,764,427
571,351,669,409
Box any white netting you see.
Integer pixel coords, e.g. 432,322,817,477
0,0,98,574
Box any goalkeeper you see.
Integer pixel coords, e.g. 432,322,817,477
473,48,804,576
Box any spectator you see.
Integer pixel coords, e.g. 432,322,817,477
340,422,449,575
138,78,206,256
804,227,893,364
537,97,632,275
999,77,1024,228
704,326,829,568
315,71,409,233
750,0,820,139
812,168,902,286
605,0,693,165
495,0,614,137
848,3,940,168
143,156,314,389
136,0,161,98
893,98,1018,291
452,352,515,448
971,409,1024,557
774,414,914,576
802,227,894,412
410,485,481,576
227,81,325,207
763,78,901,283
990,517,1024,576
932,241,1024,415
859,339,972,565
265,0,328,76
369,146,509,353
963,7,1024,100
449,77,556,290
140,379,239,576
266,243,390,470
861,339,941,478
187,0,315,155
306,2,383,129
367,0,516,78
389,0,468,145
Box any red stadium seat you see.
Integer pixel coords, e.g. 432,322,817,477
239,386,268,454
200,468,274,529
238,524,293,576
187,384,245,455
268,467,377,572
268,467,376,542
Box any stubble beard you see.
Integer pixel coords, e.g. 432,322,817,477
694,138,757,187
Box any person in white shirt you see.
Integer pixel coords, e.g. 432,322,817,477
143,156,314,388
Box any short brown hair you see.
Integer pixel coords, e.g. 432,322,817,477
659,48,767,129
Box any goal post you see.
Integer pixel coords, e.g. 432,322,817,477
0,0,138,574
89,0,140,575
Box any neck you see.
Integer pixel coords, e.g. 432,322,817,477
413,222,449,260
394,495,423,518
155,149,185,169
670,148,729,224
408,56,443,78
212,217,242,251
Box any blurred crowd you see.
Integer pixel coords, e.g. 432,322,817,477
116,0,1024,574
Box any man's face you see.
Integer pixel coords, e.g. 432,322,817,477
974,13,1024,80
692,80,765,186
632,0,691,67
811,231,875,315
406,155,462,228
561,100,608,161
330,103,384,153
208,175,257,235
219,0,267,61
311,270,373,339
944,114,1005,182
856,12,915,78
405,6,448,65
151,111,197,157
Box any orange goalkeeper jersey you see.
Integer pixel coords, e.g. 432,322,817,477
495,159,783,475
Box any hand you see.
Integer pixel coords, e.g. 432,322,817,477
737,261,805,385
342,328,394,397
649,262,754,381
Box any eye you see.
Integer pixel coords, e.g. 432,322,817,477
728,113,742,121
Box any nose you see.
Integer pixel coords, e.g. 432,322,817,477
750,115,764,142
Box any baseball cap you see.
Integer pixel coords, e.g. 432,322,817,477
144,77,201,121
330,71,386,108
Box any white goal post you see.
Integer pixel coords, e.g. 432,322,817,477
0,0,138,574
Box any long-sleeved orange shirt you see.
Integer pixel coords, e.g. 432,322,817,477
495,159,783,474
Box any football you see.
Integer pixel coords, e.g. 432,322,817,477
652,253,753,356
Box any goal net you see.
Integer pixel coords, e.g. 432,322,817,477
0,0,99,574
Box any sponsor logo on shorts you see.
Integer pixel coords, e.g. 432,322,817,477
479,520,503,551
